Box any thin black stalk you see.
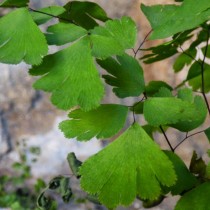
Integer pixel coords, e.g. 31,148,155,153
134,29,153,58
159,126,174,152
201,28,210,115
29,8,77,25
174,130,205,151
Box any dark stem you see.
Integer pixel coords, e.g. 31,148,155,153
173,130,205,151
29,7,77,25
159,126,174,152
201,28,210,115
179,46,201,66
134,29,153,58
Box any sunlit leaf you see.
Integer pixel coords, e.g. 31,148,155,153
175,182,210,210
90,17,137,59
0,8,48,65
97,54,145,97
59,104,128,140
141,0,210,39
30,37,104,111
144,89,207,131
80,123,176,208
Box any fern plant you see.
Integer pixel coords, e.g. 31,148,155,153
1,0,210,209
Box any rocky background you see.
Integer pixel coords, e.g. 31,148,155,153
0,0,209,210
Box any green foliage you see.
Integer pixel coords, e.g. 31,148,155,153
141,0,210,39
144,89,207,131
97,54,145,97
1,0,210,209
175,182,210,210
0,8,48,64
59,104,128,140
0,0,28,7
30,37,104,111
31,6,66,25
60,1,110,29
80,123,176,208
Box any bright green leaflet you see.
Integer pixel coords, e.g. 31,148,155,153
0,0,28,7
164,151,197,195
97,54,145,98
175,182,210,210
144,97,196,126
90,16,137,59
144,90,207,131
0,8,48,65
45,23,87,45
30,37,104,111
30,6,66,25
59,104,128,141
80,123,176,208
141,0,210,39
60,1,110,30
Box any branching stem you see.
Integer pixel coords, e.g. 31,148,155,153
173,130,206,151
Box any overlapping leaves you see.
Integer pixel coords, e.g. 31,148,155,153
30,16,137,110
31,6,66,25
80,123,176,208
97,54,145,98
144,88,207,131
0,8,48,64
60,1,110,30
59,104,128,141
141,0,210,39
30,37,104,111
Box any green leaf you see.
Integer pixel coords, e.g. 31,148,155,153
45,23,87,45
80,123,176,208
144,91,207,131
164,151,197,195
0,0,28,7
177,88,193,103
144,97,194,126
153,87,173,97
90,17,137,59
145,81,173,97
173,49,196,72
97,54,145,97
59,104,128,140
175,182,210,210
0,8,48,65
141,0,210,39
30,6,66,25
204,127,210,142
30,37,104,111
60,1,110,30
